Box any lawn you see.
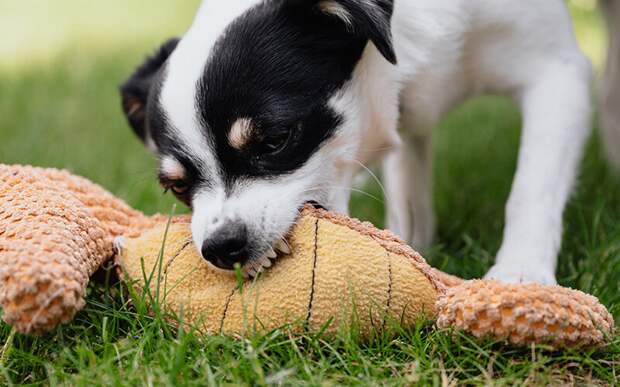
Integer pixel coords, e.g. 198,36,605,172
0,0,619,385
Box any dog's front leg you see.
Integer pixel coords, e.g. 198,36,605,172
486,59,593,285
383,104,435,249
601,0,620,170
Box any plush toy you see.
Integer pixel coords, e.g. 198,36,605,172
0,164,614,348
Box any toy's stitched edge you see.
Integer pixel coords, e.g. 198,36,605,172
383,251,393,331
306,219,320,324
163,239,193,275
301,206,447,295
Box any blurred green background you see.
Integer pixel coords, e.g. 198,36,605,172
1,1,619,385
0,0,203,215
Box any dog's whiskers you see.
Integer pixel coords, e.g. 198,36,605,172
300,185,384,204
351,159,388,204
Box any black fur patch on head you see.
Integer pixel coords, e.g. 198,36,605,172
196,0,383,185
120,38,180,143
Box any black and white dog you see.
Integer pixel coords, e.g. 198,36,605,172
121,0,619,283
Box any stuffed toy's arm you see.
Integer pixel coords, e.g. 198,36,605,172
0,165,158,334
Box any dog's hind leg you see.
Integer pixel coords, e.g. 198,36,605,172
601,0,620,170
384,107,436,250
486,57,593,285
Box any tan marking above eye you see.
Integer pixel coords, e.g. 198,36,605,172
228,118,255,150
160,156,186,180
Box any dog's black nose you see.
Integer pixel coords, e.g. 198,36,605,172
201,222,249,270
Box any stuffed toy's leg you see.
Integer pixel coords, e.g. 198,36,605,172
436,280,614,348
0,165,161,334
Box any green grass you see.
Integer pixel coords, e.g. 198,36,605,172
1,1,619,385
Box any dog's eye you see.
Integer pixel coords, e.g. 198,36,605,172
258,130,292,155
170,183,190,195
161,179,191,195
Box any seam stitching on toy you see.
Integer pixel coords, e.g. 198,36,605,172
163,239,193,275
220,286,237,333
383,251,393,331
306,219,319,324
304,208,446,294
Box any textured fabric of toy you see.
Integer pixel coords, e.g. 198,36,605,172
0,165,162,334
117,207,442,337
0,165,614,347
117,208,614,347
436,280,614,347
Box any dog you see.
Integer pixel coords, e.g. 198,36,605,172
120,0,619,283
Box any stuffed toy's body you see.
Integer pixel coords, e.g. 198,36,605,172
117,209,614,347
117,209,442,337
0,165,614,348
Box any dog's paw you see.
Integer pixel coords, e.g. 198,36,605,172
484,263,557,286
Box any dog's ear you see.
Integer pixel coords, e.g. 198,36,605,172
120,38,180,145
313,0,396,64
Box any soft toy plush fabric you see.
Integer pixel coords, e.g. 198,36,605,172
117,209,614,347
0,164,614,348
116,209,442,338
0,165,167,334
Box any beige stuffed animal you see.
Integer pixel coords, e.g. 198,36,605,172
0,165,614,348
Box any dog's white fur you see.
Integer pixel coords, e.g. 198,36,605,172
162,0,610,284
601,0,620,170
330,0,593,285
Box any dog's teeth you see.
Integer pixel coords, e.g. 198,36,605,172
265,247,277,259
275,240,291,255
255,258,269,272
242,247,281,279
259,256,272,268
251,260,262,271
254,255,271,270
244,267,257,278
242,261,258,277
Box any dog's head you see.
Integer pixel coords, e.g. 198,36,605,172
120,0,396,275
